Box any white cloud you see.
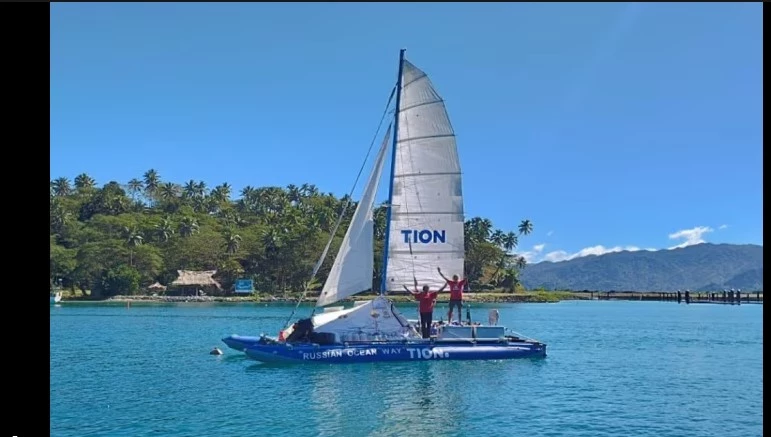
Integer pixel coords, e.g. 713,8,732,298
718,224,728,230
546,230,554,237
519,244,546,263
530,225,714,264
668,226,713,249
543,250,569,262
542,245,645,263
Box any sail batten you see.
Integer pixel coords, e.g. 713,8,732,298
384,59,466,292
396,134,454,143
316,125,392,307
394,171,461,178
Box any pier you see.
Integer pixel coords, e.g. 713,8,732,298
573,290,763,304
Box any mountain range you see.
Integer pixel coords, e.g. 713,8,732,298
519,243,763,292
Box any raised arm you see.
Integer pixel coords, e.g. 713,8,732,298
438,282,448,293
436,267,449,282
403,285,416,295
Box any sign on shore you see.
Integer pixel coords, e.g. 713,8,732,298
234,279,254,294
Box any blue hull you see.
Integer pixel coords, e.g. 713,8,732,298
239,339,546,364
222,335,263,352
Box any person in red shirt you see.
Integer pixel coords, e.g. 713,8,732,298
437,267,468,324
404,278,447,339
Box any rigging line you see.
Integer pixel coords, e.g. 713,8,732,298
282,85,397,330
397,104,421,286
408,239,417,283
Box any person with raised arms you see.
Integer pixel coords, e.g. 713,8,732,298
404,277,447,338
437,267,468,324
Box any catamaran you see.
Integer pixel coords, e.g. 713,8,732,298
222,49,547,364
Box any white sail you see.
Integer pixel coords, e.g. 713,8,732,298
316,125,392,307
384,59,465,292
313,296,420,341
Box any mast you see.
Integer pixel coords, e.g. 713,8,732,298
379,48,406,295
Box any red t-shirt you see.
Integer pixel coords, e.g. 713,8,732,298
448,279,467,300
415,291,438,312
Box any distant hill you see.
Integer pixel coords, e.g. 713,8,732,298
520,243,763,292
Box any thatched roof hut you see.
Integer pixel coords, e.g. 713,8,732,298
169,270,222,296
147,282,167,292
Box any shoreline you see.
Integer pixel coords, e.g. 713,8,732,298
57,290,763,305
64,291,579,304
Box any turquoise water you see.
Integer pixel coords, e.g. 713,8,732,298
50,300,763,437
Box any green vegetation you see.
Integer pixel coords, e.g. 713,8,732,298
50,170,536,299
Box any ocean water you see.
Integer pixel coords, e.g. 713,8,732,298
50,300,763,437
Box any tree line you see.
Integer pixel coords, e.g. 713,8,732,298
50,170,534,298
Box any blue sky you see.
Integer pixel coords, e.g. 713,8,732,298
50,2,762,263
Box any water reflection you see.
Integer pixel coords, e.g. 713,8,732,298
307,364,391,437
372,362,464,436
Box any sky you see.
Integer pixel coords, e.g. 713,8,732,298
50,2,763,263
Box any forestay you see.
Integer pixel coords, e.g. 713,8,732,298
384,59,465,292
316,126,392,307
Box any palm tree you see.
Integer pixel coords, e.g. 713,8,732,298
465,217,493,245
211,183,231,203
283,209,304,229
208,183,233,215
225,231,242,254
127,178,143,202
501,267,521,292
303,183,319,197
143,169,161,203
239,186,257,212
178,217,199,237
489,256,509,286
480,218,493,238
518,219,533,236
487,229,526,288
74,173,96,192
158,182,180,201
180,180,207,212
240,185,256,199
516,256,527,270
52,177,71,197
317,208,335,233
287,184,301,205
490,229,505,248
218,183,232,200
123,226,144,266
486,252,512,288
49,198,70,234
183,180,198,200
220,209,245,228
155,217,175,242
502,232,518,252
262,228,283,255
373,204,388,241
196,180,207,198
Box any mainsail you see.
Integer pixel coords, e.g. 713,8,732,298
384,59,465,292
315,125,392,307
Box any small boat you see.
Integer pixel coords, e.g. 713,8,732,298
50,291,62,304
224,49,547,364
